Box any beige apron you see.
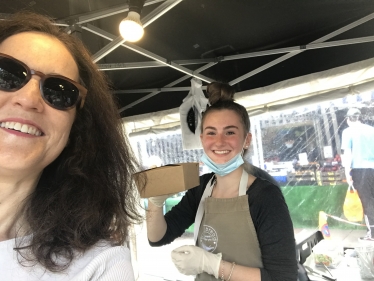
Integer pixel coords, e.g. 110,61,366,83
194,170,263,281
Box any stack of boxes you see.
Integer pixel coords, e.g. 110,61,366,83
287,166,317,186
316,167,345,186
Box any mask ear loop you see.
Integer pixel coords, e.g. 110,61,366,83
241,136,250,156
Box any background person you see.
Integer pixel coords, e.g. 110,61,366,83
146,82,297,281
278,132,305,162
0,12,141,280
341,107,374,241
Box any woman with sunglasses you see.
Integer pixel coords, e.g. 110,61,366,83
0,12,141,280
147,82,298,281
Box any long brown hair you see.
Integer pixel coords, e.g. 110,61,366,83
0,11,142,272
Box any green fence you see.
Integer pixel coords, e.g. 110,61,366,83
164,183,366,233
282,184,364,230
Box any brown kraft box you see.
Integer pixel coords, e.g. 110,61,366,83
134,162,200,198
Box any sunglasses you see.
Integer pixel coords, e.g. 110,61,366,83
0,53,87,110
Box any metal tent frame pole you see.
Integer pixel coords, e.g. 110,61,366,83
2,5,373,112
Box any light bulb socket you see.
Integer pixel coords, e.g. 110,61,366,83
129,0,145,14
126,11,142,24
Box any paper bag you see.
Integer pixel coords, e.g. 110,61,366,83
343,184,363,222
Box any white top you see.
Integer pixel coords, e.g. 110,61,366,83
0,238,134,281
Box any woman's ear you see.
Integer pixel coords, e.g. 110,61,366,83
244,133,252,149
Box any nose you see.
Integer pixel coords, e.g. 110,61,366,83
11,76,44,112
215,133,225,146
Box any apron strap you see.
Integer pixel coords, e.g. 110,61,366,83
193,169,249,243
239,169,249,196
193,175,215,242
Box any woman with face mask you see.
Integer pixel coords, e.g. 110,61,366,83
146,82,298,281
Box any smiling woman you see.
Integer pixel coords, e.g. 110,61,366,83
146,82,298,281
0,12,141,281
0,33,78,174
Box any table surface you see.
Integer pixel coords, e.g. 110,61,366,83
304,254,366,281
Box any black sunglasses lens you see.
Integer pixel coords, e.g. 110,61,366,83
0,57,27,90
43,77,80,109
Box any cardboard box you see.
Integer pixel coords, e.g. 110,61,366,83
288,171,315,177
134,162,200,198
317,180,342,186
316,170,344,177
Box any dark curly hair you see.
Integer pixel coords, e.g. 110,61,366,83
202,82,250,135
0,12,143,272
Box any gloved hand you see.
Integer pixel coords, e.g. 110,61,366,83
171,245,222,278
148,193,176,207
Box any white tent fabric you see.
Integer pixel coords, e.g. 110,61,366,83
124,107,180,136
123,57,374,135
237,57,374,115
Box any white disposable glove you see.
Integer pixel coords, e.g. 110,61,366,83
171,245,222,278
148,193,176,207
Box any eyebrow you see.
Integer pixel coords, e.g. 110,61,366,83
203,125,239,131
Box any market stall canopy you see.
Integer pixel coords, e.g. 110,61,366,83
1,0,374,118
124,57,374,133
237,57,374,115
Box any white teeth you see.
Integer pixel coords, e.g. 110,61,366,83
27,126,35,134
215,150,230,154
14,123,21,131
0,121,42,136
20,124,28,133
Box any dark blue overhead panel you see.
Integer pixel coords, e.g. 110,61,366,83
2,0,374,117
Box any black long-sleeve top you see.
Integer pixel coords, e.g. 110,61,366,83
150,173,298,281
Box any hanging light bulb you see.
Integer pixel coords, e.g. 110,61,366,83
119,0,145,42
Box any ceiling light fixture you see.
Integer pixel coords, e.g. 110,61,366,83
119,0,145,42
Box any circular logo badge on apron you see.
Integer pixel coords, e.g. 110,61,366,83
199,225,218,252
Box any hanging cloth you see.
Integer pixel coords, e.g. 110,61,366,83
179,78,209,150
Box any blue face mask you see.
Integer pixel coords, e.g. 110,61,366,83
200,152,244,177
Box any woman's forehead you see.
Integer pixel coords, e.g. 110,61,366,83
0,32,79,81
203,110,243,128
205,109,240,122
